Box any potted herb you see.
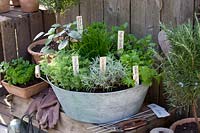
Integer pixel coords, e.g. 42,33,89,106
40,22,159,123
0,0,9,13
28,21,81,64
0,58,48,98
19,0,39,13
161,20,200,132
39,0,79,24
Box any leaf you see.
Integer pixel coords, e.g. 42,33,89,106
54,30,66,38
33,32,44,41
68,30,81,40
48,34,55,40
51,24,61,28
40,46,55,54
58,40,69,50
45,39,52,46
44,28,56,36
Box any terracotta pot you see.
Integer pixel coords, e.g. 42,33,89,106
11,0,20,7
170,118,200,131
1,80,49,99
28,39,54,64
19,0,39,13
0,0,10,13
150,127,173,133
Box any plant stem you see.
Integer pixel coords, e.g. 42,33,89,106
55,12,61,24
192,100,200,132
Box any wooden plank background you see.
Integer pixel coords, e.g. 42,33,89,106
0,0,198,110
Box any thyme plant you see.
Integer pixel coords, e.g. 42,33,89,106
81,56,126,92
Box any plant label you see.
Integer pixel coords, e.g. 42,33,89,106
72,56,79,75
117,31,124,50
76,16,83,34
133,66,139,85
35,65,41,78
148,104,170,118
100,57,106,74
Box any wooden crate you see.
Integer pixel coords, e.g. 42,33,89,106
0,7,55,62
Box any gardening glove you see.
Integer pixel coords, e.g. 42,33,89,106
36,88,60,129
25,88,49,115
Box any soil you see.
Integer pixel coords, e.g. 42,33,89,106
16,78,43,88
175,122,198,133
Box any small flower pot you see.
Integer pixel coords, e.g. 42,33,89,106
28,39,54,64
28,39,46,64
11,0,20,7
1,80,49,99
170,118,200,132
0,0,10,13
19,0,39,13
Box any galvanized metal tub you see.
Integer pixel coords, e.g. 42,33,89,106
48,78,149,123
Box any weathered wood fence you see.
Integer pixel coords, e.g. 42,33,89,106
0,0,199,106
61,0,197,42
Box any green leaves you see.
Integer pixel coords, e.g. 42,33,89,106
39,0,79,13
58,40,69,50
162,20,200,108
0,58,35,85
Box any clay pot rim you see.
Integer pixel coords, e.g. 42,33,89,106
170,118,200,131
27,39,46,56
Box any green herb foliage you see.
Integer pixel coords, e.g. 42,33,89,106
39,0,79,13
40,51,89,91
120,35,158,86
72,23,114,60
162,20,200,108
0,58,35,85
34,21,81,54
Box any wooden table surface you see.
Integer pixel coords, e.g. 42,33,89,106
0,94,174,133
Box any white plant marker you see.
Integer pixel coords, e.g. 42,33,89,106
100,57,106,74
133,66,139,85
117,31,124,50
72,56,79,75
76,16,83,34
35,65,41,78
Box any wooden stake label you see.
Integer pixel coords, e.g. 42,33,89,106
76,16,83,34
117,31,124,50
100,57,106,74
72,56,79,75
35,65,41,78
133,66,139,85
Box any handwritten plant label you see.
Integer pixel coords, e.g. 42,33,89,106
133,66,139,85
117,31,124,50
35,65,41,78
76,16,83,34
72,56,79,75
100,57,106,74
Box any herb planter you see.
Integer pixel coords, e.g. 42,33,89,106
1,80,48,99
170,118,200,132
48,77,148,123
0,0,9,13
